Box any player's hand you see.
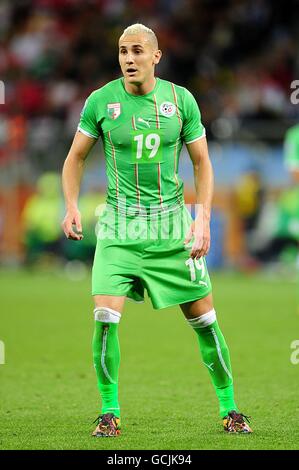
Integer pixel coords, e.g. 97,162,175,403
61,208,83,241
184,215,210,259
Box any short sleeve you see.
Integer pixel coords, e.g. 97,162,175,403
77,92,100,139
284,128,299,170
181,89,205,144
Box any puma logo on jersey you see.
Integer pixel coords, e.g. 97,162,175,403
137,117,151,128
199,280,208,287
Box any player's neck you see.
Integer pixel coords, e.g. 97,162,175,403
124,76,156,96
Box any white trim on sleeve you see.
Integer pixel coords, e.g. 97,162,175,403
185,128,206,144
77,126,98,139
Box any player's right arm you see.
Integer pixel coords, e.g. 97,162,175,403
61,131,97,240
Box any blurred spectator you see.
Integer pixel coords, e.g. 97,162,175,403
252,186,299,263
22,172,63,264
251,124,299,264
233,169,265,267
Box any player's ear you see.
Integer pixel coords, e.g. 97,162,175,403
153,49,162,65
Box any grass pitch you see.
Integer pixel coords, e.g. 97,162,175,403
0,268,298,450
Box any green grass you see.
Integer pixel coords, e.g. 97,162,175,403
0,268,298,450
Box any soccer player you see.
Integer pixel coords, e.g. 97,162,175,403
61,24,252,436
284,123,299,184
284,123,299,277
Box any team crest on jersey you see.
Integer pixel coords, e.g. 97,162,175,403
107,102,121,119
160,101,176,117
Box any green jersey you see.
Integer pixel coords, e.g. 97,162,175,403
284,124,299,171
78,77,205,213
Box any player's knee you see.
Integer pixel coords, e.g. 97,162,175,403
93,295,125,313
94,306,121,324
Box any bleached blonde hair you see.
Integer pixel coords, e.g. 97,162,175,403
119,23,158,49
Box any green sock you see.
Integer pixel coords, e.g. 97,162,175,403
188,309,238,418
92,307,121,418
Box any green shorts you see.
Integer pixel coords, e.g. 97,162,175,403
92,205,212,309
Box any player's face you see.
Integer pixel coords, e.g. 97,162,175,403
118,34,161,85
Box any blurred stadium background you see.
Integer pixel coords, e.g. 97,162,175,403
0,0,299,270
0,0,299,268
1,0,299,450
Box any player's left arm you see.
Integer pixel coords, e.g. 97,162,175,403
184,136,214,259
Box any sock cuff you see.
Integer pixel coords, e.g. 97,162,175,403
187,308,216,329
94,307,121,324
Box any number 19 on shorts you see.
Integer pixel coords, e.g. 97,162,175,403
185,257,208,287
